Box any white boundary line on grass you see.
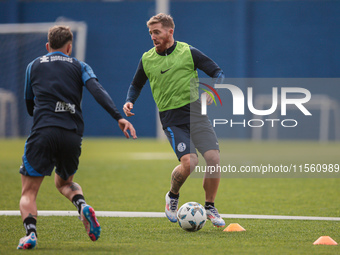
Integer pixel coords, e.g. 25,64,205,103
0,210,339,221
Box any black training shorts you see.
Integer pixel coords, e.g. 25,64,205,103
164,118,219,161
20,127,82,180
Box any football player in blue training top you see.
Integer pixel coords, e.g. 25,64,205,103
17,25,137,250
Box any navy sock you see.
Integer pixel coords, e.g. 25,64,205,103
205,202,215,209
23,217,37,237
169,191,179,199
72,194,86,214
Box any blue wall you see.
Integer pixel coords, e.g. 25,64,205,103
1,0,339,138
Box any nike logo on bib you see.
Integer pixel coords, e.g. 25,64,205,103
160,68,171,74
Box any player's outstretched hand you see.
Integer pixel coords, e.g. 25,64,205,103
202,92,214,105
118,118,137,139
123,102,135,117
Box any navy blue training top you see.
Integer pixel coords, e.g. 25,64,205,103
25,51,122,136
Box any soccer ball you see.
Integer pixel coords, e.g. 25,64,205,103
177,202,207,232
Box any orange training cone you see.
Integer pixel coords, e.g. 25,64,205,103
313,236,338,245
223,223,246,232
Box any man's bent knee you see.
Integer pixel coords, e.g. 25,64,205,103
180,153,199,173
203,150,220,165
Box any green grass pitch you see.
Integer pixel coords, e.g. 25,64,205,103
0,138,339,254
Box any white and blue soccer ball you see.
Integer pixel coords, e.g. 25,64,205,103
177,202,207,232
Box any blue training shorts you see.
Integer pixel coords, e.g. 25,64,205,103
164,119,219,161
20,127,82,180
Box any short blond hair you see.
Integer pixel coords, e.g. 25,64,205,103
147,13,175,29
